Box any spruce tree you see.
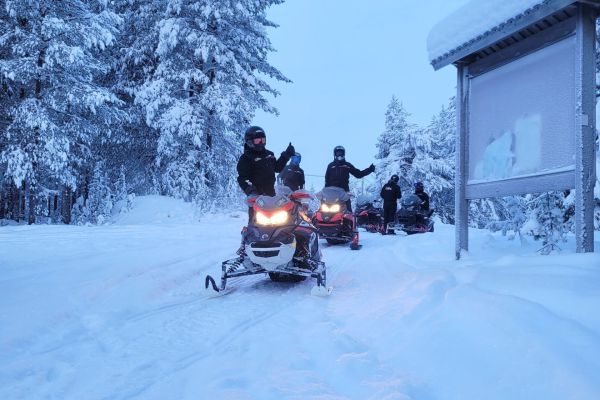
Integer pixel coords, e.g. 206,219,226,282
0,0,124,223
135,0,289,204
375,96,453,218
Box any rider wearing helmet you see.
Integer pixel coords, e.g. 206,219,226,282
324,146,375,211
380,174,402,234
414,181,430,212
237,126,295,197
278,152,305,191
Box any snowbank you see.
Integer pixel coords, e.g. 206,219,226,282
427,0,546,63
113,195,199,225
1,213,599,399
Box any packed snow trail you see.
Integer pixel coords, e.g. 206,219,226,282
1,196,600,400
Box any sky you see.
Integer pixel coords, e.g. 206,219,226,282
254,0,470,190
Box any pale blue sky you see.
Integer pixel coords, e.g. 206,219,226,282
254,0,469,189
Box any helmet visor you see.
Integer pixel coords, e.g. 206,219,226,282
252,137,266,145
334,149,345,157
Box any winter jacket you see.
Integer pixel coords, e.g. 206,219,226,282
237,147,290,196
279,164,305,191
324,160,374,192
380,181,401,206
415,191,430,211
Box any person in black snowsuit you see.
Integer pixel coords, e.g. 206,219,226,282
380,174,402,234
414,181,430,213
237,126,295,197
324,146,375,212
235,126,295,255
279,152,305,191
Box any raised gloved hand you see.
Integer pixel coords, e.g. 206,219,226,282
285,142,295,158
368,163,375,173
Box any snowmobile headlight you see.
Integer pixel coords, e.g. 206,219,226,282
270,210,289,225
321,203,340,213
255,210,289,226
255,211,271,226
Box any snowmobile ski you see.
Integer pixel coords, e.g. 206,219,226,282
311,285,333,297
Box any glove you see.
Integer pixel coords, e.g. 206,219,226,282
244,185,257,195
368,163,375,173
285,142,295,158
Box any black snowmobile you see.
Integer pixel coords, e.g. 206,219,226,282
355,200,384,233
205,190,331,296
392,193,435,235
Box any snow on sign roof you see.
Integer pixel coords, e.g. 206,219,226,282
427,0,583,70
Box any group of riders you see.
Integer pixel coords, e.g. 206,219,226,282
237,126,430,234
205,125,431,293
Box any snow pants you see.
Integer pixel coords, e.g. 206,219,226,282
383,202,397,232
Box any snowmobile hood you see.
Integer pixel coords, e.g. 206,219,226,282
254,194,292,212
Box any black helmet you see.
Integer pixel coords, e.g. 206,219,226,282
333,145,345,161
415,181,424,192
244,126,266,151
391,174,399,183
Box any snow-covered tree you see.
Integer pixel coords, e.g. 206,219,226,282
424,98,455,223
375,96,453,219
135,0,289,205
0,0,124,223
106,0,161,194
86,161,113,224
487,195,527,242
523,191,571,254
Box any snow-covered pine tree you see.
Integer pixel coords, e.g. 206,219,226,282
487,195,527,241
375,96,453,216
425,98,456,223
523,191,570,254
113,165,134,215
0,0,124,224
86,162,113,224
136,0,289,206
375,96,415,189
106,0,162,195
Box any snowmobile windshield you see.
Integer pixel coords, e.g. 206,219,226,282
319,187,350,203
275,185,293,197
254,195,292,211
356,194,376,207
401,194,422,210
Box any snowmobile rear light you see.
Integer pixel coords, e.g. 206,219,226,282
256,210,289,226
321,203,341,213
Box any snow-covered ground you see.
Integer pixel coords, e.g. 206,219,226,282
1,196,599,400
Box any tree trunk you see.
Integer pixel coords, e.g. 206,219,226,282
11,185,19,221
24,181,30,223
61,187,72,224
0,189,4,219
28,183,36,225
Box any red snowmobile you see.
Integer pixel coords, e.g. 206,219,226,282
355,200,384,233
313,187,361,250
205,190,331,296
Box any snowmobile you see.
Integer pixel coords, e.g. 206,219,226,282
312,186,361,250
391,193,435,235
205,190,331,296
355,200,384,233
